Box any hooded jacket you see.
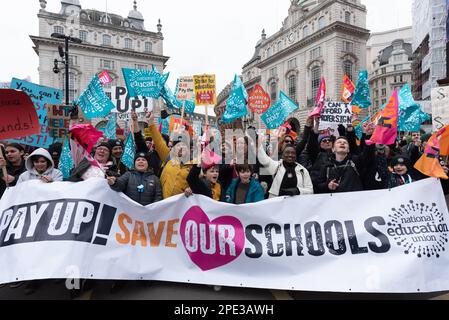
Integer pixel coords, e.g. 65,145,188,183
225,177,265,204
17,148,63,184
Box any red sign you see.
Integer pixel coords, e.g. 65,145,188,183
98,70,113,85
248,84,271,114
0,89,41,140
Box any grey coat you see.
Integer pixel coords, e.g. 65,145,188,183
110,171,162,206
17,148,63,184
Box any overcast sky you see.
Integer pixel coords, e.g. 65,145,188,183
0,0,412,92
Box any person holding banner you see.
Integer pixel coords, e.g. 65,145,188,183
0,143,27,195
16,148,63,185
225,164,265,204
186,150,224,201
107,152,162,206
257,134,313,198
146,112,194,199
313,124,376,194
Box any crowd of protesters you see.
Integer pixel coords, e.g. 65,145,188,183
1,110,449,296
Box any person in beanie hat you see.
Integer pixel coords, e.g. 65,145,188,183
108,139,127,176
107,151,162,205
385,155,413,189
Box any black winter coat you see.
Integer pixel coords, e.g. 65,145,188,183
111,171,162,206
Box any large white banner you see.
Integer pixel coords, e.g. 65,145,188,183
1,178,449,293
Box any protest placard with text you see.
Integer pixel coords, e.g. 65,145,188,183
318,101,353,136
194,75,217,106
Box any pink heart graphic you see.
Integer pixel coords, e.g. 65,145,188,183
180,206,245,271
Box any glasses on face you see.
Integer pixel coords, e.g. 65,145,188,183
284,140,293,144
321,139,332,143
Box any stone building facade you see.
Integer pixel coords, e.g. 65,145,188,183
241,0,370,131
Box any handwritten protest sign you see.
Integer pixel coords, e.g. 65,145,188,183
248,84,270,114
431,86,449,132
194,75,216,106
0,89,41,140
46,104,71,139
176,77,195,101
8,78,63,148
318,101,353,135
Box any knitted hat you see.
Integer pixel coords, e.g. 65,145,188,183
108,139,124,149
391,155,410,168
318,134,332,144
134,152,151,165
96,142,112,153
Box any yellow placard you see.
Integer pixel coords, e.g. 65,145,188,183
193,74,217,106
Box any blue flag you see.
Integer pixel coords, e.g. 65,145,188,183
103,113,117,140
261,91,298,129
163,83,196,114
355,115,371,140
122,67,169,98
222,75,248,124
59,137,74,179
121,133,135,170
77,75,115,120
351,71,371,109
397,84,430,132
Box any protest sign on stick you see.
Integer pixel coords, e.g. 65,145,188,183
0,89,41,140
318,101,353,136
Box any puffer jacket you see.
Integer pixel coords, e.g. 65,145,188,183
110,170,162,206
17,148,63,184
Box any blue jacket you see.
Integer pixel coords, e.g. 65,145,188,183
225,178,265,204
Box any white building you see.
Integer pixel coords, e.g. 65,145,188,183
241,0,370,131
367,27,413,113
32,0,169,120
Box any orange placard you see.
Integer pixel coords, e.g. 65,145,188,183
248,84,271,114
0,89,41,140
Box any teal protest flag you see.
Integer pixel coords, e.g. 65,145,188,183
103,112,117,140
122,68,169,98
163,83,196,115
355,115,371,140
222,75,248,124
261,91,298,129
397,84,430,132
121,133,135,170
77,75,115,120
59,137,74,179
351,71,371,109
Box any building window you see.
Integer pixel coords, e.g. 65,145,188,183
103,34,112,46
101,59,115,70
277,41,282,52
288,58,297,70
125,38,133,49
144,42,152,53
311,66,321,99
310,47,321,60
345,12,351,24
343,41,354,53
381,99,387,105
381,67,386,74
135,64,148,70
303,25,310,38
270,82,277,103
393,54,402,62
54,26,64,35
270,67,277,78
318,16,326,29
288,74,297,102
79,30,88,42
343,61,353,80
394,64,403,71
381,88,387,97
381,78,386,85
68,55,78,66
267,48,271,57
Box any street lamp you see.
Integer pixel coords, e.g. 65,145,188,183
51,33,82,106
